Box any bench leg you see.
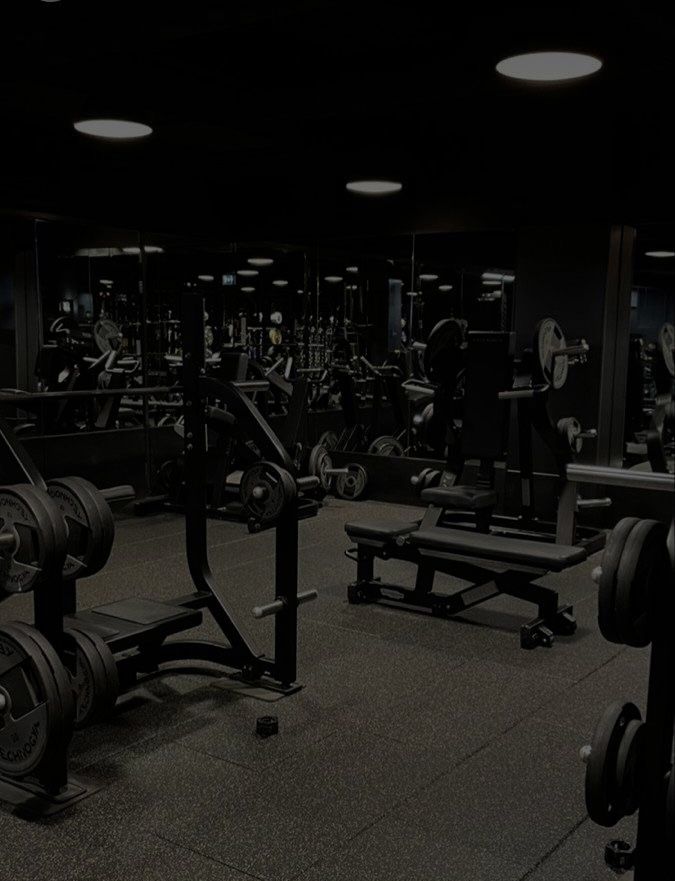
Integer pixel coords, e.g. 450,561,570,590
500,576,577,649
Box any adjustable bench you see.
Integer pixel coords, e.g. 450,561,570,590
345,497,588,649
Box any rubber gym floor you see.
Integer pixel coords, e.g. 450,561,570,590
0,498,647,881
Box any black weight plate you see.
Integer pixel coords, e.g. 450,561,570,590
367,436,405,456
557,417,582,454
335,464,368,501
424,319,463,383
615,719,645,817
0,484,65,594
534,318,568,390
240,462,296,525
318,431,339,451
94,319,122,354
63,628,119,727
48,477,115,580
615,519,668,648
586,702,642,827
597,518,641,644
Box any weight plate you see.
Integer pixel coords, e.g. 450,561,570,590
63,628,119,728
615,719,645,817
534,318,568,390
659,322,674,377
94,319,122,354
586,702,642,827
318,431,339,451
424,319,464,383
367,436,405,456
335,464,368,501
614,519,668,648
47,477,115,580
0,623,73,777
308,445,333,492
597,518,641,645
240,462,296,526
557,417,582,455
0,484,67,594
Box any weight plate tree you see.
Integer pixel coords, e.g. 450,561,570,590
534,318,569,390
47,477,115,581
0,484,68,594
63,627,119,728
585,702,644,827
0,623,74,779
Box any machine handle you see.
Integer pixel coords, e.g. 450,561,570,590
253,589,318,619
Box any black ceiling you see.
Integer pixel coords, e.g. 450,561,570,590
4,1,675,240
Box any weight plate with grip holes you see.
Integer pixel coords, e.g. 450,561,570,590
47,477,115,581
534,318,569,390
586,702,643,827
0,622,74,777
335,464,368,501
240,462,296,526
63,628,119,728
308,444,333,492
368,436,405,456
614,518,668,648
597,518,641,644
557,417,582,454
659,322,674,377
318,431,339,451
94,319,123,354
0,484,67,594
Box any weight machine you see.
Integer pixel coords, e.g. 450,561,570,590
0,293,319,815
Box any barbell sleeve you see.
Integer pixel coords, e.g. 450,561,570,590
252,590,318,619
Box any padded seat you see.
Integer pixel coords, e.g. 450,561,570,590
411,527,587,571
345,520,419,541
421,485,497,509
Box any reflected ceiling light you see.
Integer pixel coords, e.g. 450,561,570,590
345,179,403,196
419,273,439,282
346,266,359,274
198,274,214,282
438,284,453,292
496,52,602,83
122,245,163,255
73,119,153,139
272,279,289,287
241,286,256,293
324,275,343,283
297,289,304,295
645,250,675,258
248,257,274,267
237,268,259,276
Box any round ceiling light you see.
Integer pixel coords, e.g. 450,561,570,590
272,279,289,287
346,266,359,274
241,286,256,293
198,275,214,282
325,276,344,283
496,52,602,83
419,274,439,282
237,269,259,277
248,257,274,267
482,280,502,286
73,119,153,139
645,250,675,258
345,180,403,196
438,284,453,292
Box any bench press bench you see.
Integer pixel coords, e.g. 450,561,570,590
345,486,588,649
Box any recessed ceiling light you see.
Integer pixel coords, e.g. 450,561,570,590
419,274,439,282
237,269,259,277
198,275,214,282
438,284,453,292
241,286,256,293
297,289,304,295
272,279,289,287
496,52,602,83
99,279,114,285
346,266,359,274
75,247,123,257
325,276,343,283
122,245,164,255
248,257,274,267
482,280,502,286
73,119,153,139
645,250,675,258
345,180,403,196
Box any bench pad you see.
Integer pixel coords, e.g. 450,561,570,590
345,520,419,541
